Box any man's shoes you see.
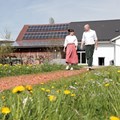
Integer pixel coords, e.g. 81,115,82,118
87,67,93,71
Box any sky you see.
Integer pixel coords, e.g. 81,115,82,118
0,0,120,40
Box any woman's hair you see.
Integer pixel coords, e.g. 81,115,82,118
68,29,74,33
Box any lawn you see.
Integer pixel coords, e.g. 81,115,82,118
0,63,65,78
0,66,120,120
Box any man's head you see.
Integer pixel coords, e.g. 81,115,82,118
84,24,90,31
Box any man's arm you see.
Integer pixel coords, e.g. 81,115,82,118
94,31,98,50
95,40,98,50
81,33,85,50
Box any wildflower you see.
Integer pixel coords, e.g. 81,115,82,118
117,70,120,73
1,107,11,114
105,83,110,87
2,96,5,100
46,89,50,93
110,116,120,120
48,95,57,102
40,83,44,85
51,86,54,89
56,90,60,93
26,85,33,91
12,86,25,93
71,94,76,97
41,88,45,91
64,90,71,95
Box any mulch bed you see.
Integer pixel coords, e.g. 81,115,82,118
0,69,86,91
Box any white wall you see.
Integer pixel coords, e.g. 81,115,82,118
93,43,114,66
115,38,120,66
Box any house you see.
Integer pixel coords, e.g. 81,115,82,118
0,38,14,46
70,19,120,66
13,19,120,66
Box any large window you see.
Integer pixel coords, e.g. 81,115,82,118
77,51,86,64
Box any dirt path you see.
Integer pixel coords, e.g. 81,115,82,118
0,69,86,91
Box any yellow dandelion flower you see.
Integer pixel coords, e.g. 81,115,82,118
40,83,44,85
105,83,110,87
26,85,33,91
2,96,5,100
64,90,71,95
117,70,120,73
46,89,51,93
12,86,25,94
29,90,33,94
71,94,76,97
110,116,120,120
41,88,45,91
48,95,57,102
56,90,60,93
1,107,11,114
51,86,54,89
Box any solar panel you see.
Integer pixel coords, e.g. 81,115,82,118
23,31,68,40
27,24,69,32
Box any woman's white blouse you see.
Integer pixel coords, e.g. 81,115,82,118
64,35,78,47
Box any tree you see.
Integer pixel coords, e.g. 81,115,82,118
0,28,14,64
1,27,12,39
49,17,55,24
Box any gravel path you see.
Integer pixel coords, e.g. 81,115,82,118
0,69,86,91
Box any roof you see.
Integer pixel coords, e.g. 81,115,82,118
0,38,14,42
13,39,64,48
111,35,120,42
15,23,69,48
14,19,120,48
70,19,120,41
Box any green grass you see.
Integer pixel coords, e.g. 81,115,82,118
0,63,65,78
0,66,120,120
0,63,82,78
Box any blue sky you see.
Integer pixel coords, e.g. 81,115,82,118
0,0,120,40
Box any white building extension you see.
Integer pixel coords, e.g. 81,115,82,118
93,42,114,66
111,35,120,66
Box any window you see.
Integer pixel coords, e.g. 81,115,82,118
77,51,86,64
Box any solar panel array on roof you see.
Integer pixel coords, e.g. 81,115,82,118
23,31,68,40
27,24,69,32
22,24,69,40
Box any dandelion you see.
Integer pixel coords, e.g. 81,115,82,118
40,83,44,85
64,90,71,95
110,116,120,120
71,94,76,97
26,85,33,91
41,88,45,91
51,86,54,89
1,107,11,114
46,89,51,93
105,83,110,87
56,90,60,93
117,70,120,73
48,95,57,102
12,86,25,93
2,96,5,100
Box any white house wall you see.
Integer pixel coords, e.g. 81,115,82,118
115,39,120,66
93,43,114,66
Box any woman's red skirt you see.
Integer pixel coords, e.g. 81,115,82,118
66,44,78,64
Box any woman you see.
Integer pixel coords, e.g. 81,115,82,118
63,29,78,70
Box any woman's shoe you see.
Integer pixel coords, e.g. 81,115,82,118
66,65,70,70
70,67,73,70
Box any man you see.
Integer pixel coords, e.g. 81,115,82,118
81,24,98,70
